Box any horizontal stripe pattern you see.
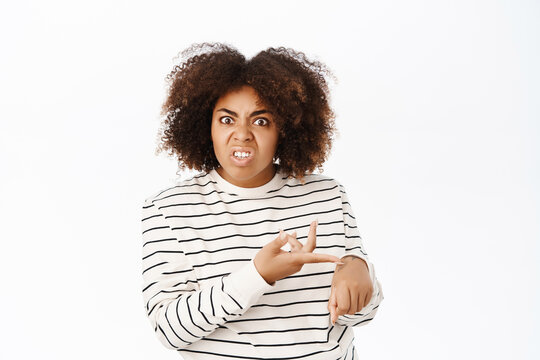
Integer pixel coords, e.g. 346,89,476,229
141,169,383,359
333,182,384,327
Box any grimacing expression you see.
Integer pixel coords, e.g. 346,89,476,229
210,85,279,188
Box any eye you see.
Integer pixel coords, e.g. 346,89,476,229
219,116,234,125
254,118,269,126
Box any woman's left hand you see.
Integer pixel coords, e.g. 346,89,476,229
328,255,373,325
285,229,373,325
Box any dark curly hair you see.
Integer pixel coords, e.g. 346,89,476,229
156,42,337,181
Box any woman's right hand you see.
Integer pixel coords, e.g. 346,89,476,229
253,220,344,285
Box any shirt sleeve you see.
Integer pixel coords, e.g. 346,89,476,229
141,197,275,350
335,181,384,327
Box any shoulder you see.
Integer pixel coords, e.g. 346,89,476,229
300,172,351,199
300,171,341,188
142,171,213,207
278,171,342,196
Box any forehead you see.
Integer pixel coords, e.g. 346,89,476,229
214,85,264,109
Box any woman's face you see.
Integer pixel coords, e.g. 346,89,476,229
211,85,279,188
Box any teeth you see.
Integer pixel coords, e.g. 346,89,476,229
234,151,251,159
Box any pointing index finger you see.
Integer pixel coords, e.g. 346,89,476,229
293,252,343,265
304,220,318,252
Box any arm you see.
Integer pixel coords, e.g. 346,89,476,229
141,198,274,350
333,182,384,327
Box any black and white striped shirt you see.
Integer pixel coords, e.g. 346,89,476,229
141,168,383,359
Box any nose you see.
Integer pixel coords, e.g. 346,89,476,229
233,121,253,142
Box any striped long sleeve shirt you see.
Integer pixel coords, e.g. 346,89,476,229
141,168,384,359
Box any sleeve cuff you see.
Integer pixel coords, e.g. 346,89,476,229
225,259,275,309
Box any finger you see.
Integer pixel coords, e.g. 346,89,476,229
270,229,289,250
363,288,373,308
335,286,350,318
349,288,358,315
328,285,337,324
293,252,343,265
357,295,364,314
304,220,318,252
287,231,303,252
357,288,368,312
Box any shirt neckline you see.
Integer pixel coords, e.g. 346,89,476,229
208,167,287,198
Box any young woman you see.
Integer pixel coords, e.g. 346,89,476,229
141,43,383,359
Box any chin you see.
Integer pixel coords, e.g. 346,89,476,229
228,167,260,179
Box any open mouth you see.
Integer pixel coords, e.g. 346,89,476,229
233,151,252,159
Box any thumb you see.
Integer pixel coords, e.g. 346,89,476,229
328,285,337,325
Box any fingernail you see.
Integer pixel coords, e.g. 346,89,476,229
292,230,297,237
280,230,286,240
334,260,345,265
315,219,318,226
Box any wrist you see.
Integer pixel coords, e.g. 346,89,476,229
253,257,275,285
338,255,368,271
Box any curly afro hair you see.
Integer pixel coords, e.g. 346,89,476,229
156,42,337,181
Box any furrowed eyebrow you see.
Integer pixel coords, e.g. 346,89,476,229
216,108,272,117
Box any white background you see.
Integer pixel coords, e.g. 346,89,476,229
0,0,538,359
